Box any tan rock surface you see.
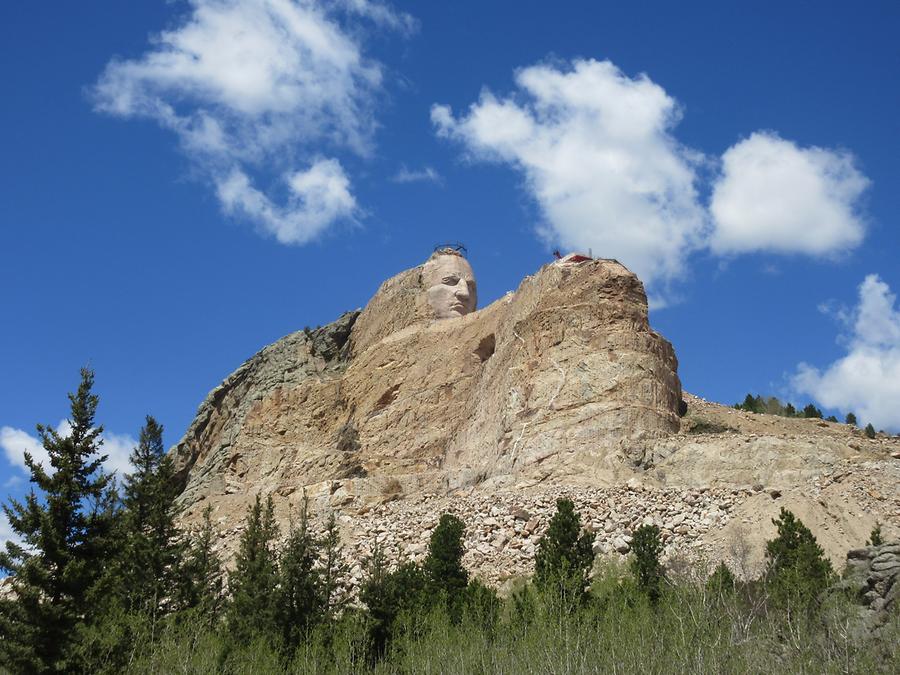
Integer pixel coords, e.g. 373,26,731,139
170,256,900,584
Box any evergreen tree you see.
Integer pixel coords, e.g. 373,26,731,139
739,393,757,412
0,368,119,673
534,499,595,604
630,524,664,602
275,496,323,653
784,403,797,417
801,403,823,419
864,423,876,439
425,513,469,600
117,416,183,617
765,508,834,610
845,412,858,426
359,542,427,662
175,506,223,622
320,512,349,618
226,494,279,644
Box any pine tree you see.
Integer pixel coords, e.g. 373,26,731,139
275,496,323,653
226,494,279,644
534,499,595,604
864,423,876,439
175,506,223,622
0,368,120,672
425,513,469,601
320,512,349,618
630,524,664,602
359,541,427,662
740,393,757,412
801,403,823,419
765,508,834,610
116,416,183,617
845,412,858,426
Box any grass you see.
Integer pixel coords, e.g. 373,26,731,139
96,564,898,675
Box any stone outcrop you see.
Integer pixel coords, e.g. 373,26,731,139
836,541,900,631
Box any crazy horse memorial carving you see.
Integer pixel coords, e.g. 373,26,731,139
171,248,682,525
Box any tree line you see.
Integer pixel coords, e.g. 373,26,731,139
734,393,879,437
1,370,896,673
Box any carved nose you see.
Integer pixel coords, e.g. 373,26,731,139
454,284,470,300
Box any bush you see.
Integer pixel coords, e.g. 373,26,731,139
706,561,735,597
867,522,884,547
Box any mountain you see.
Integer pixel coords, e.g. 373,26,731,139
170,254,899,585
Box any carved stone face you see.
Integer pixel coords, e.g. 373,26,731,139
423,254,477,319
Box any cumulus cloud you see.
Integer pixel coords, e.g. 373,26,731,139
433,60,872,292
432,59,708,288
710,132,869,256
0,427,46,473
793,275,900,431
391,165,442,185
92,0,404,242
216,158,356,244
0,421,136,478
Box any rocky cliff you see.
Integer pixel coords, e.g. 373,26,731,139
170,256,899,582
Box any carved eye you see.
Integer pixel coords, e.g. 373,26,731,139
443,275,460,285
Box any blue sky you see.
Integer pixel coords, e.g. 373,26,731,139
2,1,899,517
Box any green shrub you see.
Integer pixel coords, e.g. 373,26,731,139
706,561,736,597
867,522,884,547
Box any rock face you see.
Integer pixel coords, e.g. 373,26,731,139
172,256,680,513
171,255,900,580
171,311,361,507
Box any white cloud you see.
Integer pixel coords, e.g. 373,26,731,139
1,421,136,478
0,511,22,553
431,59,708,288
710,132,869,256
216,158,357,244
0,426,46,473
100,431,140,478
93,0,404,241
391,165,442,184
332,0,416,33
793,275,900,431
433,60,873,293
